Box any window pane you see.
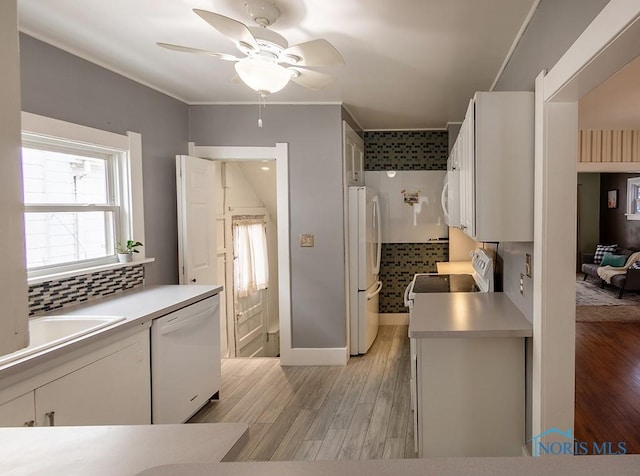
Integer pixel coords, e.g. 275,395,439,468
22,147,109,205
25,211,115,268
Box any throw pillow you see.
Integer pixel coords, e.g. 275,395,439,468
594,244,617,264
630,261,640,270
600,253,627,267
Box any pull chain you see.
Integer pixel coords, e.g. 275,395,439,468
258,93,266,128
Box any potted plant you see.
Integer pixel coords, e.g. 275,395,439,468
116,240,143,263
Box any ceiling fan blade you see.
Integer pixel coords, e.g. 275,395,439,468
288,68,335,90
156,43,239,61
282,39,344,67
193,9,260,51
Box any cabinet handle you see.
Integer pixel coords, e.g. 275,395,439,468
24,420,35,427
45,411,55,427
191,278,197,283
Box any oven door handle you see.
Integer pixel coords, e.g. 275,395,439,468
404,281,413,308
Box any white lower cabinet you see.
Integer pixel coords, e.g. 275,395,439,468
0,329,150,427
35,332,150,426
0,392,35,427
415,336,525,457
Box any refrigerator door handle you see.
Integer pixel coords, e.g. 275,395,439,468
372,195,382,275
441,178,449,220
366,281,383,300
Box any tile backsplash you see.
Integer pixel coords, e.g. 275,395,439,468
379,243,448,313
364,130,448,171
28,265,145,316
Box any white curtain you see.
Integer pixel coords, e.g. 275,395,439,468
233,218,269,298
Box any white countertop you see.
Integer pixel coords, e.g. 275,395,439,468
409,292,533,338
0,423,247,476
0,284,223,380
139,456,640,476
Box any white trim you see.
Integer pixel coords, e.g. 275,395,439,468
577,162,640,172
285,347,349,366
446,121,463,126
543,1,640,102
531,0,640,446
190,143,296,366
21,112,130,150
19,113,146,269
379,314,409,326
490,0,542,91
127,131,145,259
27,258,155,285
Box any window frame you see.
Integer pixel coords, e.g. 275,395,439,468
21,112,146,281
626,177,640,221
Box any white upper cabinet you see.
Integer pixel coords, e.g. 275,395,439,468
0,0,29,357
454,92,534,242
343,121,364,186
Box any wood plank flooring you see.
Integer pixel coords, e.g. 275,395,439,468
575,321,640,454
189,325,416,461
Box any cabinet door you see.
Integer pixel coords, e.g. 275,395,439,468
35,332,150,426
459,99,475,237
343,121,365,186
0,392,35,427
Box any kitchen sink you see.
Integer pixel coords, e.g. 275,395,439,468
0,315,126,366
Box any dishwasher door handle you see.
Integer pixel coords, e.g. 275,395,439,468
159,302,219,336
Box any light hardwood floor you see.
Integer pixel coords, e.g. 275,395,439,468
189,325,416,461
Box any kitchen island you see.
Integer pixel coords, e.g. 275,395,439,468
408,292,532,458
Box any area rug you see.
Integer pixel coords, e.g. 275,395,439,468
576,305,640,322
575,273,640,306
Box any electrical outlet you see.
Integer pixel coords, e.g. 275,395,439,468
525,253,532,278
520,273,525,295
300,234,314,247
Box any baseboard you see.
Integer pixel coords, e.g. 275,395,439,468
380,313,409,325
281,346,348,366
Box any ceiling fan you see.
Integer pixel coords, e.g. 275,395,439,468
157,0,345,96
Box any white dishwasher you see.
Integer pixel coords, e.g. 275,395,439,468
151,294,220,424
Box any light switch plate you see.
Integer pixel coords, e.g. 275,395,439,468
300,234,314,247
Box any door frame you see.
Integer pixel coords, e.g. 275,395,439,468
533,0,640,445
187,142,293,364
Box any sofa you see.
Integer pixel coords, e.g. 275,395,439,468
581,248,640,298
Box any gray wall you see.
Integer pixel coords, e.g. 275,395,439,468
189,104,345,349
501,242,534,321
19,34,189,285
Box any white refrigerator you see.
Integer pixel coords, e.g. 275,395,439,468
348,186,382,355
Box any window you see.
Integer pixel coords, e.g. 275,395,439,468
626,177,640,221
21,112,145,279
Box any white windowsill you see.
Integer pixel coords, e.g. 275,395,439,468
27,258,155,286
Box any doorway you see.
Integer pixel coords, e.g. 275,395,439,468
222,160,279,358
185,143,293,364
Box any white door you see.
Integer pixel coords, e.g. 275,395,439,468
176,156,217,285
232,216,268,357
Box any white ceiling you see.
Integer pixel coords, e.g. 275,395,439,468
17,0,536,129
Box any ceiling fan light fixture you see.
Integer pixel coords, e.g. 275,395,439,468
234,57,290,94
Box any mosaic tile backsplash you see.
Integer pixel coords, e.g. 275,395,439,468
28,265,145,315
364,130,448,171
379,242,449,313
